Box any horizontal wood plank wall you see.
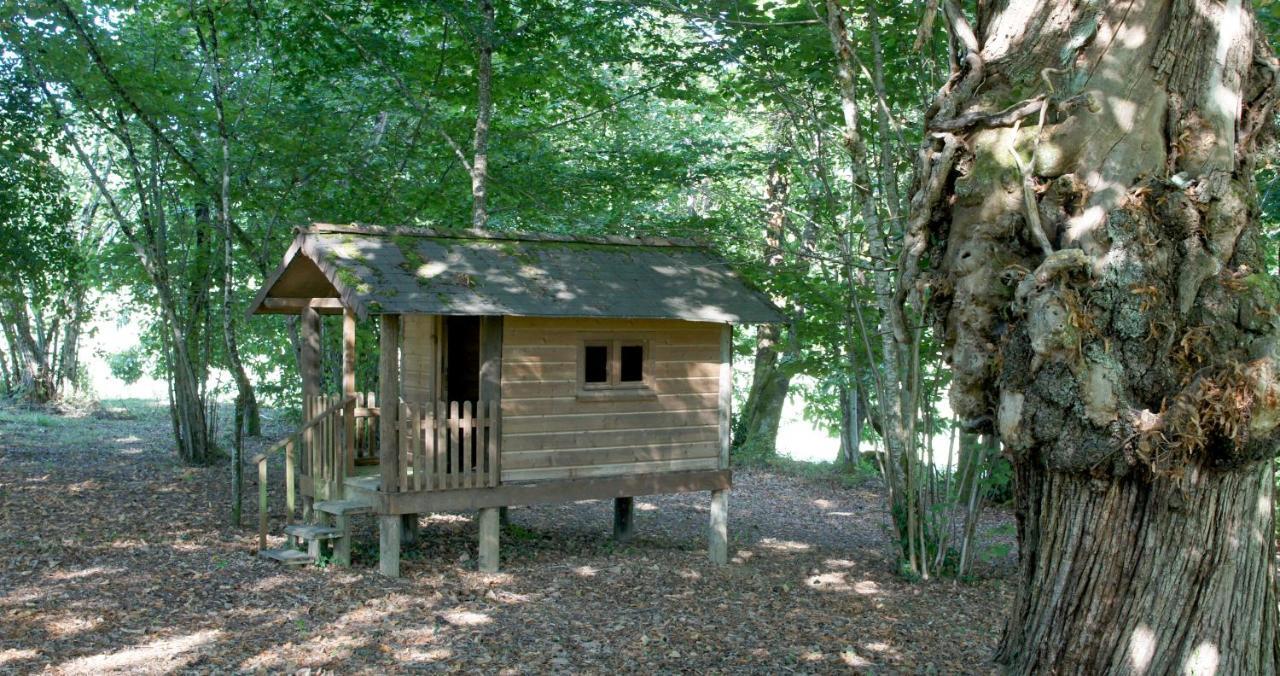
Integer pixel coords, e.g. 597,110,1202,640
501,317,724,482
402,315,436,403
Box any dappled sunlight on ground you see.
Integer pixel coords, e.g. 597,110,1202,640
60,629,220,674
757,538,815,552
0,400,1015,672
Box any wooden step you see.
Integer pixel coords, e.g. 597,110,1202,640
258,548,314,566
314,498,373,516
344,476,379,493
284,524,343,540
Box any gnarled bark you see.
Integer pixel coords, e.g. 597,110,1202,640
901,0,1280,670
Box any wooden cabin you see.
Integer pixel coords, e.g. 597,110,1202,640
248,224,782,576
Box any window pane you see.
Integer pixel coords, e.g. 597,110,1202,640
620,345,644,382
584,345,609,383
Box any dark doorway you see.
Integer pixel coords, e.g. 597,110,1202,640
444,316,481,404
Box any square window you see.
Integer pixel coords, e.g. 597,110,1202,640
584,344,609,383
619,344,644,382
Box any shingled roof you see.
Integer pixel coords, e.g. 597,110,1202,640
248,224,784,323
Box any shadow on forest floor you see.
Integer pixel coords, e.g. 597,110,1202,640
0,398,1015,673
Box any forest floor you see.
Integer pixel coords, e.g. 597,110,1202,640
0,399,1015,674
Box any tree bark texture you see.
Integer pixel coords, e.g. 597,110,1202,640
737,160,793,454
901,0,1280,671
194,7,263,438
470,0,494,229
2,294,53,403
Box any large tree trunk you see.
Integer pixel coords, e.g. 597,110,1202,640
738,322,792,453
3,294,54,403
737,160,794,455
902,0,1280,670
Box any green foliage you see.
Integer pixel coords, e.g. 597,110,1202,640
106,347,146,385
504,523,540,542
0,54,77,301
0,408,63,429
982,455,1015,505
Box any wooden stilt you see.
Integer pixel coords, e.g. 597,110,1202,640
307,534,324,561
709,488,728,565
478,507,500,573
333,514,352,567
613,497,634,542
379,515,401,578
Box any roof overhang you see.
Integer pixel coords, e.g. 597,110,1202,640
249,223,786,324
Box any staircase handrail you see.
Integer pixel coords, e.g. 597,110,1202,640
252,395,356,551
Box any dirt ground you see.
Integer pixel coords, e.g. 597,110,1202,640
0,400,1014,674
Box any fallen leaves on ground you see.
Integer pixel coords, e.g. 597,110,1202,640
0,401,1014,673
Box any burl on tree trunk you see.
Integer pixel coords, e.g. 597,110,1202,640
900,0,1280,671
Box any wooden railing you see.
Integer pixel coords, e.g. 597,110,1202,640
253,395,354,550
302,394,355,499
350,391,380,465
400,400,499,492
253,396,500,548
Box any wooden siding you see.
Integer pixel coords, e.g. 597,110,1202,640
500,317,724,482
402,315,437,403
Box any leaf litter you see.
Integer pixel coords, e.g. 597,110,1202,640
0,402,1014,673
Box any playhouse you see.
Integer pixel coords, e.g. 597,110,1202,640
248,223,782,576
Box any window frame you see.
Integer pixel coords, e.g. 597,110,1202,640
576,335,655,400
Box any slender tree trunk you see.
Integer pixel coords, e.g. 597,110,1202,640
838,382,866,466
195,5,262,437
470,0,494,228
62,126,212,463
55,287,86,395
900,0,1280,669
824,0,916,563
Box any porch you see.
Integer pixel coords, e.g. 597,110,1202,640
252,305,508,575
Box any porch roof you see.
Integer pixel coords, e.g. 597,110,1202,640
248,224,784,323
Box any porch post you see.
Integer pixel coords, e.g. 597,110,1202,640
301,306,322,401
342,309,357,477
300,306,321,518
479,316,504,484
378,314,402,578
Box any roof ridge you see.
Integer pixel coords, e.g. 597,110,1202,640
304,222,703,248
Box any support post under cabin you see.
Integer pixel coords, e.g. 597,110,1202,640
709,489,728,565
300,305,321,519
478,507,500,573
613,497,634,542
378,314,402,578
708,324,731,565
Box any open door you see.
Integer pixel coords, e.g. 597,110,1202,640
443,316,481,405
